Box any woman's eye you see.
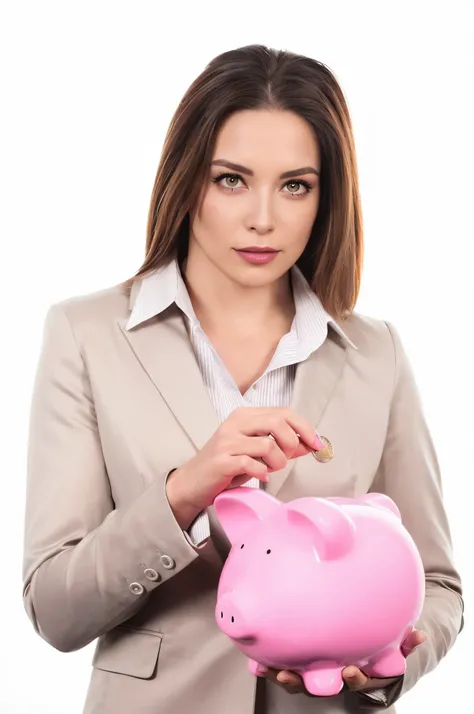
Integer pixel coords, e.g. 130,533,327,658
212,172,312,197
283,180,311,196
212,173,243,190
224,174,243,189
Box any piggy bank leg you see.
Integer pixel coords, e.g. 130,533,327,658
301,662,344,697
365,648,406,678
248,659,269,677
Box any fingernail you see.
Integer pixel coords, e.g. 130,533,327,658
313,431,325,450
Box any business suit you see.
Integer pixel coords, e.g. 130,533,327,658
22,275,464,713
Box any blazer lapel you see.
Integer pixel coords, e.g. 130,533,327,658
118,302,220,453
265,327,349,497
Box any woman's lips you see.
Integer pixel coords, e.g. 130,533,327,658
235,249,279,265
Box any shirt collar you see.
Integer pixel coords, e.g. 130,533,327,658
125,258,357,351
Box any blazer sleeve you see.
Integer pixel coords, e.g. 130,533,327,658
22,302,205,654
351,320,465,709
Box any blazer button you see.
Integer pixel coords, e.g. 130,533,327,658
160,555,175,570
144,568,160,581
311,435,334,463
129,582,145,596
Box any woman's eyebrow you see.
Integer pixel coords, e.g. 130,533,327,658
210,159,319,179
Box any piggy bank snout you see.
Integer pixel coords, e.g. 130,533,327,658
216,593,255,643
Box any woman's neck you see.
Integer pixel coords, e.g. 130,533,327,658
182,254,295,338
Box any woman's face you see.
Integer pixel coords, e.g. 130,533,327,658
188,108,321,288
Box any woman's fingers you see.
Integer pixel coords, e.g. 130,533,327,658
265,668,305,694
342,666,369,689
230,434,292,470
401,629,427,656
234,407,323,452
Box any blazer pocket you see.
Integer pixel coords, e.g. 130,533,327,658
92,625,163,679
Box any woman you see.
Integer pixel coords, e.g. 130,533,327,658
22,44,464,714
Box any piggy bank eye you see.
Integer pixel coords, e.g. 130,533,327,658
266,549,271,554
240,544,244,549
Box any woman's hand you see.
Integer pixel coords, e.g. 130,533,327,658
166,407,324,529
264,629,428,696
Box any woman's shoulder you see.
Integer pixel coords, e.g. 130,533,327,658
42,278,138,341
335,310,402,362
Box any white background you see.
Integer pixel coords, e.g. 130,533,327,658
1,1,473,712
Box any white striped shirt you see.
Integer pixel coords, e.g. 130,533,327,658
126,258,357,546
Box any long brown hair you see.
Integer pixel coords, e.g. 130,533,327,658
123,44,363,321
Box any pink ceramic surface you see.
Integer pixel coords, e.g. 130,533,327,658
213,487,425,696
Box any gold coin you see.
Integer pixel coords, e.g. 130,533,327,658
311,435,334,463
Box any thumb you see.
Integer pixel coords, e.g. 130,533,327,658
402,629,427,656
292,442,316,458
292,434,327,459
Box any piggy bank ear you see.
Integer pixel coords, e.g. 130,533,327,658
358,493,402,519
325,493,402,520
213,487,281,545
285,497,356,560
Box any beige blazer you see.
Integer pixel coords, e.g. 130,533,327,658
22,278,464,714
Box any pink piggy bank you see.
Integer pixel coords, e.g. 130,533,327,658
213,487,425,696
